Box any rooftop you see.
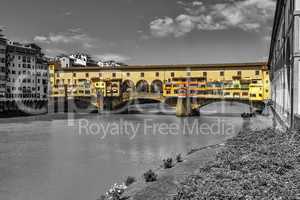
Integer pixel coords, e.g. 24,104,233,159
51,62,267,71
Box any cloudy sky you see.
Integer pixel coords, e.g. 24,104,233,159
0,0,276,64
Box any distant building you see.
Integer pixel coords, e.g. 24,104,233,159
70,54,87,66
269,0,300,128
0,35,6,100
5,41,48,101
56,53,125,68
97,60,123,68
59,56,71,68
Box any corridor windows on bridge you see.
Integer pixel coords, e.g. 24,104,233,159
220,71,224,76
237,71,242,76
256,70,260,76
136,80,149,93
155,72,159,77
122,80,135,93
126,72,130,77
150,80,163,94
171,72,175,77
112,73,116,78
203,72,207,77
73,73,76,77
86,73,89,78
187,72,191,76
140,72,144,77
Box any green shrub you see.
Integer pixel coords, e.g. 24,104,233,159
143,169,158,182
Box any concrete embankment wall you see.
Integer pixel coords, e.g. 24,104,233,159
0,100,48,117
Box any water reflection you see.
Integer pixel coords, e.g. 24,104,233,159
0,102,248,200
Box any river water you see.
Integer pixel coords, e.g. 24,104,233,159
0,102,249,200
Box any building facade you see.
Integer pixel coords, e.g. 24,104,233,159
0,32,48,114
49,62,270,103
6,42,48,100
269,0,300,128
0,36,6,100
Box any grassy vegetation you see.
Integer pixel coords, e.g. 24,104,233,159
174,128,300,199
143,170,158,182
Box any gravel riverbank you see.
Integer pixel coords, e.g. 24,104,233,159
116,114,299,200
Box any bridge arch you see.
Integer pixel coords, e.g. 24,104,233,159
122,80,135,93
136,80,149,93
150,80,163,94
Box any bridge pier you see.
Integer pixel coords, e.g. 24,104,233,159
176,97,193,117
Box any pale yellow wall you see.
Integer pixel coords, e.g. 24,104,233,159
49,64,270,100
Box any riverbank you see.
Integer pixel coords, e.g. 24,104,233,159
118,114,299,200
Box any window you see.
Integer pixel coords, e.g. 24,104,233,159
220,71,224,76
126,72,130,77
73,73,76,77
171,72,175,77
156,72,159,77
255,71,260,76
86,73,89,78
237,71,242,76
99,73,102,77
187,72,191,76
112,73,116,78
203,72,207,77
141,72,144,77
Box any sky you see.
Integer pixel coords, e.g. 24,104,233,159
0,0,276,65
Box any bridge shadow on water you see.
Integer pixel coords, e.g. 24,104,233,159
116,100,252,117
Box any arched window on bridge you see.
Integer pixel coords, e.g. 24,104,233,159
136,80,149,93
122,80,135,93
150,80,163,94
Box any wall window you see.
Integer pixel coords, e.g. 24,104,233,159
237,71,242,76
141,72,144,77
203,72,207,77
220,71,224,76
171,72,175,77
255,70,260,76
112,73,116,78
99,73,102,77
73,73,76,77
156,72,159,77
187,72,191,76
86,73,89,78
126,72,130,77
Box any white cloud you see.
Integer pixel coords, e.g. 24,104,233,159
33,29,130,62
150,17,175,37
150,0,276,37
33,36,49,43
64,11,72,16
192,1,203,6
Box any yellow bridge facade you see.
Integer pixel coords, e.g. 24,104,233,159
48,62,270,114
